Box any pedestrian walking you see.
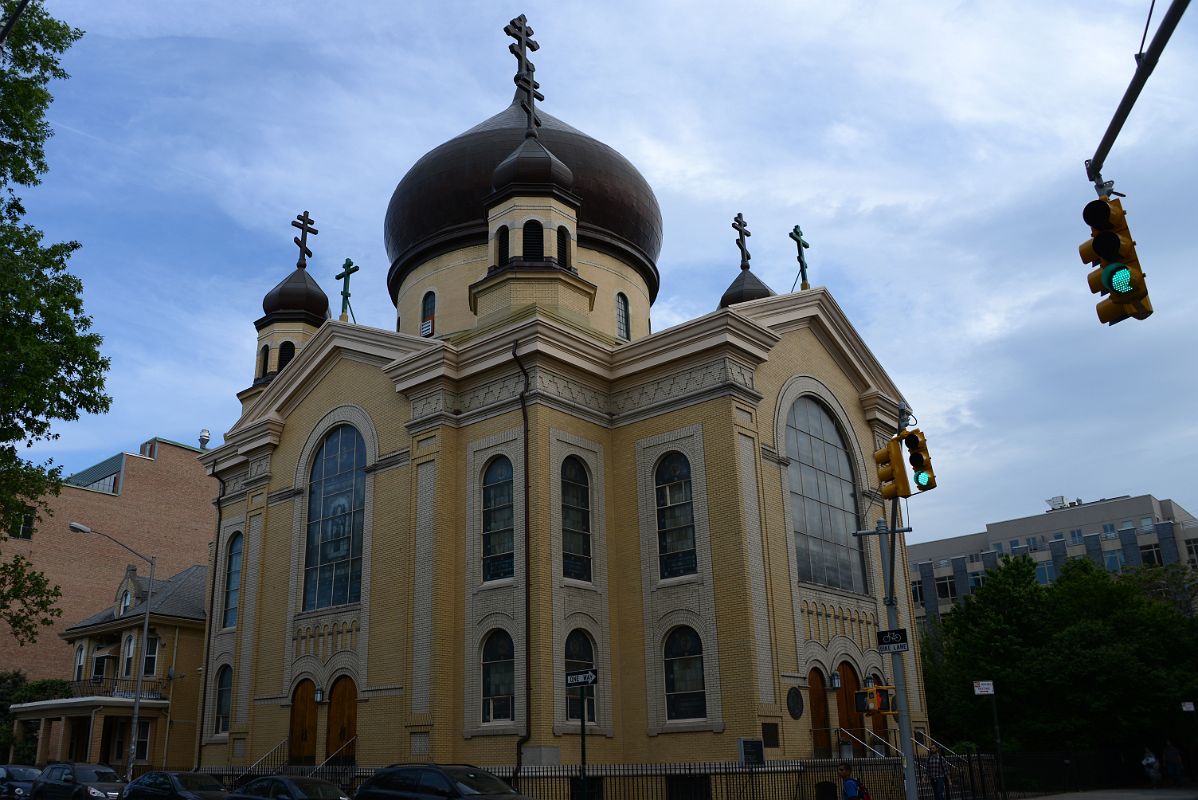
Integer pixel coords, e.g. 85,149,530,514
1142,747,1163,787
926,743,952,800
838,762,863,800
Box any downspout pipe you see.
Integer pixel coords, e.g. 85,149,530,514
511,342,532,787
194,473,225,769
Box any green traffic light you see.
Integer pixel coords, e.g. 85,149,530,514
914,471,932,488
1101,262,1133,294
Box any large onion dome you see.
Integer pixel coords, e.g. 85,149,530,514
384,96,663,304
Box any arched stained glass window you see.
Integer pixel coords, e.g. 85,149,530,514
565,629,596,722
655,452,696,579
482,630,514,722
482,456,515,581
303,425,366,610
616,293,630,341
664,626,705,720
561,456,591,582
421,292,436,337
215,665,232,733
786,396,864,592
223,532,243,628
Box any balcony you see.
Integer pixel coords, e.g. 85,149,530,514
68,676,167,700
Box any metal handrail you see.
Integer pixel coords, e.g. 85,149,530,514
868,730,902,757
236,737,288,786
840,728,887,758
310,736,357,776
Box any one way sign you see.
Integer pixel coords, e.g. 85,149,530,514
566,668,598,686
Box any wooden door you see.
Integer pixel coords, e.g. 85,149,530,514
808,668,831,758
834,662,865,756
325,676,357,764
288,680,317,766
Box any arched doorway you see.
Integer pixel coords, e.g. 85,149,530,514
834,662,866,757
808,668,831,758
325,676,357,764
288,679,317,766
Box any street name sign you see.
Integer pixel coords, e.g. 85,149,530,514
973,680,995,695
876,628,909,653
566,668,597,687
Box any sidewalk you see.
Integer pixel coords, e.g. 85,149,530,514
1031,790,1198,800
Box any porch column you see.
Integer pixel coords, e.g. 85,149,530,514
35,717,52,766
53,716,68,762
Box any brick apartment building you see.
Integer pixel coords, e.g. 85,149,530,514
1,437,217,680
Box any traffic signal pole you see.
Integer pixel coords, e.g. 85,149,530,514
1085,0,1190,195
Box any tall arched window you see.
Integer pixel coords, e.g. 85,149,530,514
655,452,696,579
259,344,270,378
616,293,630,341
561,456,591,582
482,630,514,722
421,292,436,337
664,626,705,720
74,646,85,681
565,629,596,722
223,533,243,628
303,425,366,611
786,396,864,592
482,456,514,581
278,341,296,371
557,226,571,270
214,665,232,733
123,635,134,677
523,220,544,259
496,225,510,268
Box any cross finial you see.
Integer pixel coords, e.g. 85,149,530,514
291,211,319,270
335,258,359,323
732,213,752,270
789,224,811,291
505,14,544,138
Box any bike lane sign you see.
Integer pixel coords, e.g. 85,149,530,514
876,628,909,653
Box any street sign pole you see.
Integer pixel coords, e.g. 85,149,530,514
579,684,587,800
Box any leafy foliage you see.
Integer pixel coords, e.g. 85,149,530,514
923,556,1198,755
1,1,107,644
0,670,73,763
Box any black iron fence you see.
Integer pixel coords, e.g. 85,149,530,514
67,677,167,700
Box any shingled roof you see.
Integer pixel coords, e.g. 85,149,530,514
65,565,207,632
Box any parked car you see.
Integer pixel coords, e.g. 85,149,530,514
226,777,347,800
120,772,226,800
30,764,124,800
1,766,41,800
354,765,528,800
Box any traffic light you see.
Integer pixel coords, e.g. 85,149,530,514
855,687,879,714
902,429,937,492
876,685,897,715
1079,196,1152,325
874,436,911,500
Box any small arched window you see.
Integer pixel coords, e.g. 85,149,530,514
277,341,296,371
482,456,514,581
565,629,596,722
123,635,134,677
664,626,706,720
655,452,696,579
421,292,436,337
497,225,510,268
74,645,85,681
616,293,631,341
523,220,544,259
258,344,270,378
303,425,367,611
482,630,515,722
120,590,131,616
214,665,232,733
561,456,591,582
223,532,243,628
557,226,571,270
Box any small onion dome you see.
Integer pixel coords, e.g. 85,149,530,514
492,136,575,193
256,266,330,330
718,267,775,308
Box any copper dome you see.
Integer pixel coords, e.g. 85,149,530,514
384,97,663,304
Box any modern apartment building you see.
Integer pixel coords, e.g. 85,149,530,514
906,494,1198,623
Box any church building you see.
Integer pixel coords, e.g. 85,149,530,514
197,16,929,770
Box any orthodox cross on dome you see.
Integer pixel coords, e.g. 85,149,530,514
335,258,359,323
291,210,319,270
505,14,544,138
732,212,752,270
790,224,811,291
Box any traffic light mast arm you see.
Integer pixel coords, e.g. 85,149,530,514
1086,0,1190,195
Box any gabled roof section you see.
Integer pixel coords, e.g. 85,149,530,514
65,565,208,634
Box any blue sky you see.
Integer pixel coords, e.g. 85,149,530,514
24,1,1198,542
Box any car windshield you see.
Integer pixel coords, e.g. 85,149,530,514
176,775,225,792
289,780,344,800
442,768,517,796
9,768,41,781
78,769,121,784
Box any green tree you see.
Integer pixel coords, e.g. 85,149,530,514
0,0,108,645
0,670,73,762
